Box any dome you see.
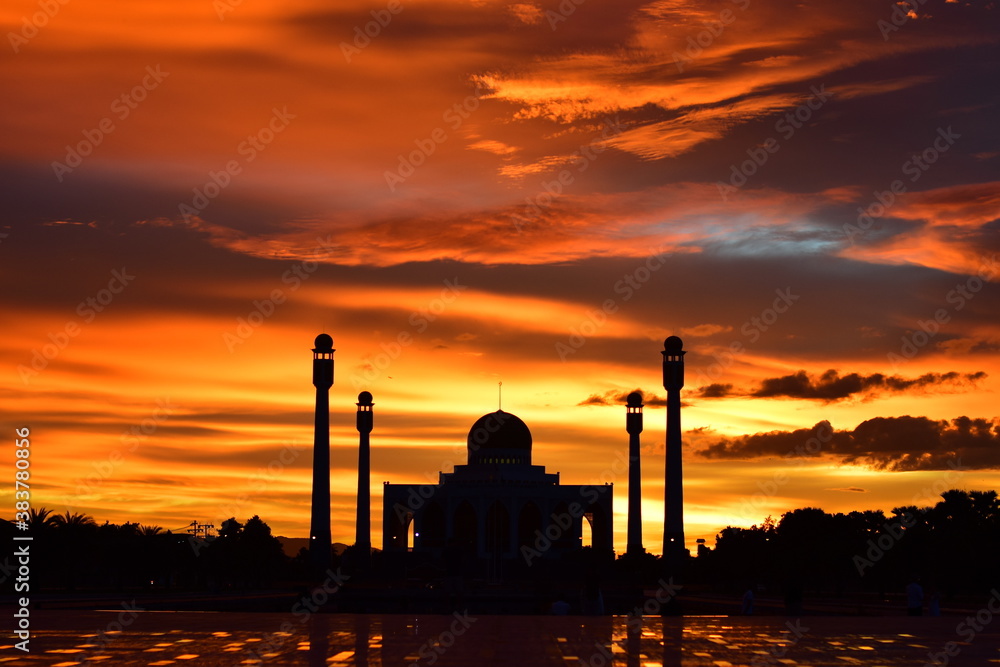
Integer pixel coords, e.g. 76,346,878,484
664,335,684,352
314,333,334,350
467,410,532,451
357,391,373,406
626,391,643,407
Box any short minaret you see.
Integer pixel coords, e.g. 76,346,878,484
310,333,334,569
662,336,685,557
355,391,374,565
626,391,644,556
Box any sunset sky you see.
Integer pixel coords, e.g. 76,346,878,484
2,0,999,555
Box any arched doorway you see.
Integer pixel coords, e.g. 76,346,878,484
420,501,446,549
485,501,510,554
518,502,542,555
453,501,477,554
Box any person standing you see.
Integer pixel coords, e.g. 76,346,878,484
906,578,924,616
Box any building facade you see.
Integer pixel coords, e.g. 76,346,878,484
382,409,614,565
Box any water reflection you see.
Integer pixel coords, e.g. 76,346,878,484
11,611,990,666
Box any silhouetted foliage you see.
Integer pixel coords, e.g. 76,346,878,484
2,509,293,593
705,489,1000,598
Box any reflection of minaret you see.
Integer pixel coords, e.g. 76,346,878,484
310,333,334,569
355,390,373,565
625,391,644,556
662,336,685,556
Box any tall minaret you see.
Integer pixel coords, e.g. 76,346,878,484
625,391,644,556
662,336,685,557
310,333,334,569
355,390,373,565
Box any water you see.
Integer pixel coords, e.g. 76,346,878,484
2,611,996,665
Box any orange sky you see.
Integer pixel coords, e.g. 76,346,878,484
2,0,999,555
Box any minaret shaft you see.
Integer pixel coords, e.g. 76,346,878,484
310,335,334,570
626,396,644,556
355,394,373,558
662,337,685,557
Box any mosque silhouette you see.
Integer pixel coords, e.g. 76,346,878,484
307,333,687,580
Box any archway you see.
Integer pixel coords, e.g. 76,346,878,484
518,502,542,554
453,501,477,553
421,501,446,549
485,501,510,554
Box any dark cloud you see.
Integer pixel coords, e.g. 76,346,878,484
696,370,986,401
698,415,1000,471
828,487,867,493
578,388,666,407
697,383,734,398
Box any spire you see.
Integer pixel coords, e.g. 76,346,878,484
626,391,644,556
355,391,373,567
309,334,334,571
662,336,685,558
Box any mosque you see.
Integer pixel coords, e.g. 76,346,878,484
382,409,614,564
306,334,687,573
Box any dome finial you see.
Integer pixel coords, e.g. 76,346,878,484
664,335,683,352
314,333,334,351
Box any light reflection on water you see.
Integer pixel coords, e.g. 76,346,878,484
0,612,992,666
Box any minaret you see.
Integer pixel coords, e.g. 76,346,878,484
662,336,685,557
310,333,334,569
625,391,644,556
355,390,373,566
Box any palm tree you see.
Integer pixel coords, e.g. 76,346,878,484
139,524,164,538
51,510,97,529
26,507,59,532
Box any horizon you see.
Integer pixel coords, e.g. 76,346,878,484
2,0,999,557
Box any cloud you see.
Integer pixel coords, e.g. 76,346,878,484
698,415,1000,471
680,323,732,338
697,383,733,398
578,388,666,407
828,487,867,493
696,369,986,401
